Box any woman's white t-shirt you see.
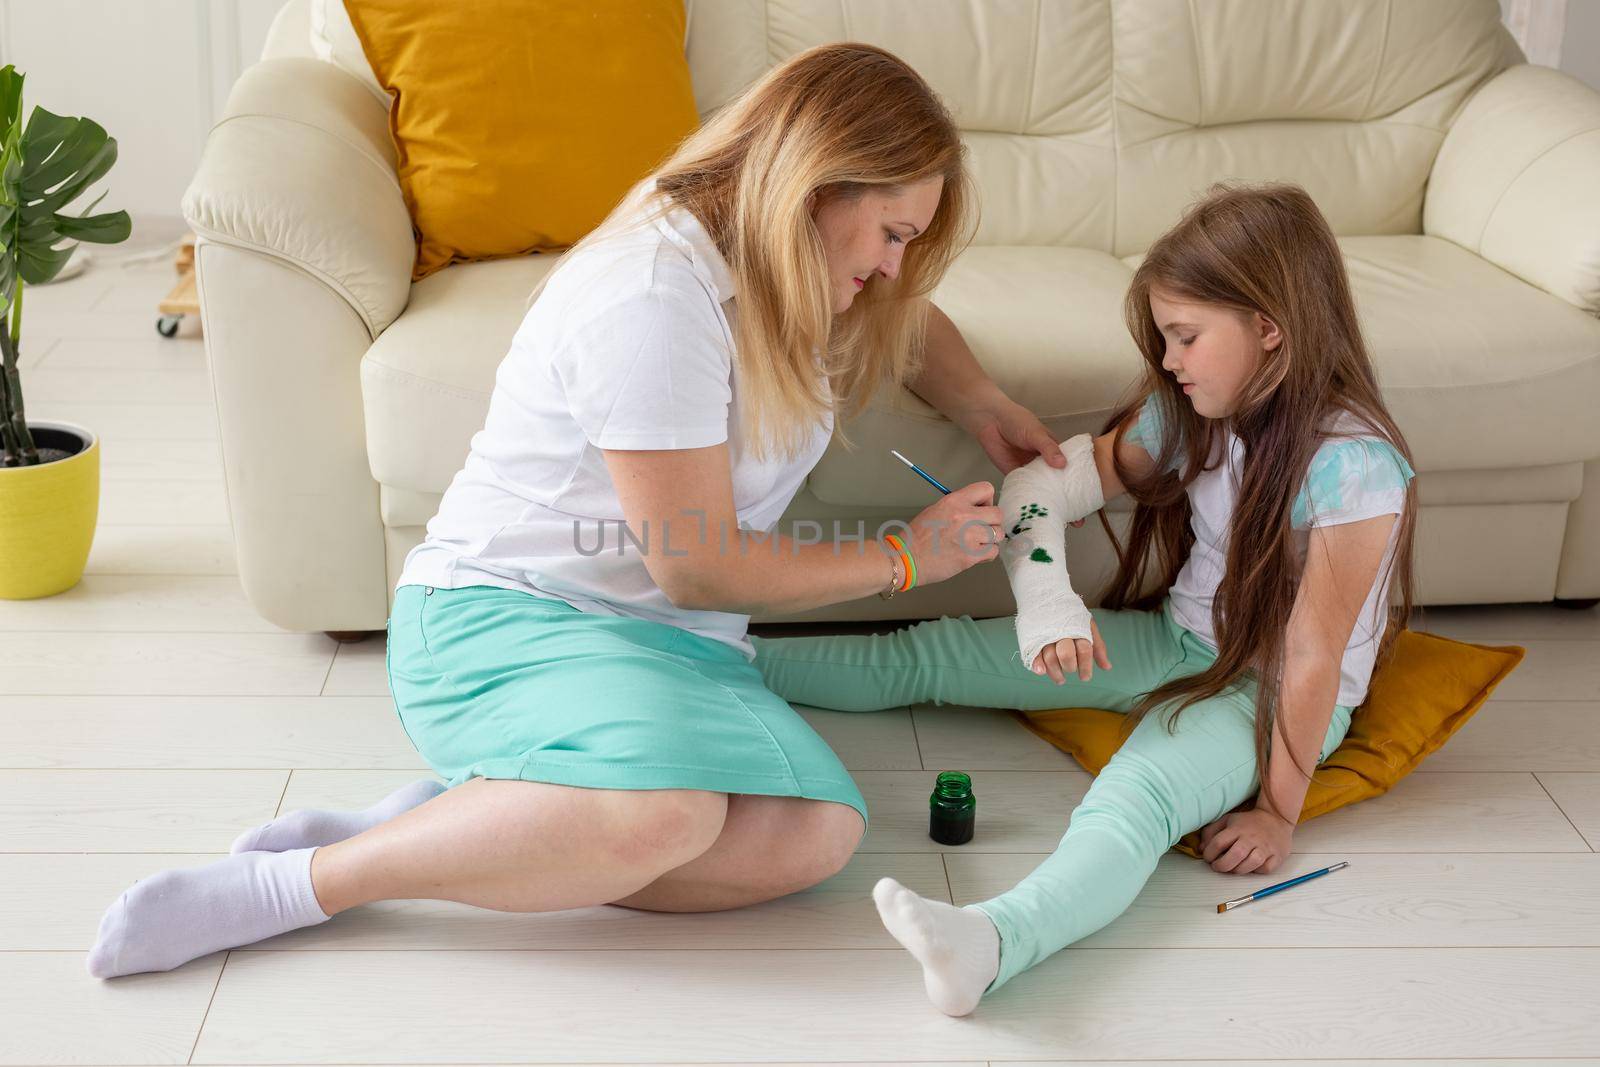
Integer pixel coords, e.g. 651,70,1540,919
1126,398,1414,706
399,198,834,658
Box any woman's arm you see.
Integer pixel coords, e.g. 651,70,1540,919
910,304,1067,475
602,443,1003,616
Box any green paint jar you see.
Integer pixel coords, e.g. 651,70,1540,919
929,771,976,846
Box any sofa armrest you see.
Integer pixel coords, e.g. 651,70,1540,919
182,57,414,337
1424,64,1600,315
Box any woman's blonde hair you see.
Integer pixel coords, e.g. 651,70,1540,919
545,43,975,461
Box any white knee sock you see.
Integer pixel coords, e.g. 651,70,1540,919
872,877,1000,1017
230,777,445,854
87,847,330,979
999,433,1103,667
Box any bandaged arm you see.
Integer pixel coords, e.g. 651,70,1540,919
999,433,1104,668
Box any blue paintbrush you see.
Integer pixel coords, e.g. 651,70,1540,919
890,449,952,495
1217,860,1349,912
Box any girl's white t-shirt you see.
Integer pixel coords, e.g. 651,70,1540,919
399,197,834,658
1127,399,1414,706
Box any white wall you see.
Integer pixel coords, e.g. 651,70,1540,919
0,0,282,223
1,0,1597,230
1564,0,1600,93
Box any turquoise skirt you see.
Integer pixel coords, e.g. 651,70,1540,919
385,584,868,825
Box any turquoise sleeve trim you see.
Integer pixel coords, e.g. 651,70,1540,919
1292,437,1415,529
1124,396,1182,472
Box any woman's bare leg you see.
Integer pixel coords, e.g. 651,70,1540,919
310,777,729,914
611,795,865,913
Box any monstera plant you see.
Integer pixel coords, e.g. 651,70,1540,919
0,64,132,599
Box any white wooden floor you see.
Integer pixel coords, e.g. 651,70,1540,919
3,233,1599,1065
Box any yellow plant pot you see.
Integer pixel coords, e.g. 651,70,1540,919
0,420,100,599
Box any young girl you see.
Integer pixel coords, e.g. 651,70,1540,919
750,182,1418,1016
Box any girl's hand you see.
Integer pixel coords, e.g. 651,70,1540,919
1030,617,1111,684
1199,806,1295,875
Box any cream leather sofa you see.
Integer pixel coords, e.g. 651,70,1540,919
184,0,1600,635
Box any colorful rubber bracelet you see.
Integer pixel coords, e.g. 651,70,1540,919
884,534,917,591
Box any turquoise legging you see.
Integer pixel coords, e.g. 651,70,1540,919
749,599,1353,995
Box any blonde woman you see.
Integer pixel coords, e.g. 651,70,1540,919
87,43,1068,978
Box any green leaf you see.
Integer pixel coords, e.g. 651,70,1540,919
24,110,106,195
17,239,72,285
0,66,21,134
54,208,129,244
23,137,117,218
0,76,128,298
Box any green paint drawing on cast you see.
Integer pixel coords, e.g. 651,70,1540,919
1029,548,1052,564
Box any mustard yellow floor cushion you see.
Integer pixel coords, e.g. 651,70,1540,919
343,0,699,280
1017,630,1525,859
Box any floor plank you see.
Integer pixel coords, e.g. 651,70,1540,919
39,335,208,371
1536,773,1600,849
0,632,335,695
0,575,282,633
1487,640,1600,700
98,479,230,525
0,695,422,770
1423,699,1600,771
0,951,223,1066
84,525,238,576
914,703,1072,771
188,947,1600,1061
32,401,217,441
94,438,225,481
944,852,1600,947
22,367,213,406
1288,771,1590,853
0,769,289,852
1415,602,1600,642
319,640,388,696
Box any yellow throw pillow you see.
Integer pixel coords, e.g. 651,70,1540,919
343,0,700,280
1017,629,1525,860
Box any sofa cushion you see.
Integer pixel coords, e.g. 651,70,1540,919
1342,236,1600,471
342,0,698,280
361,255,560,492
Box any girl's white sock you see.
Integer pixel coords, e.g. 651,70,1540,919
87,847,330,979
230,777,445,854
872,876,1000,1017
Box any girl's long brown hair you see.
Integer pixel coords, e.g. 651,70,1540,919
1098,182,1417,819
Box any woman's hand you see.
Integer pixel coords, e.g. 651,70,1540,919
1030,617,1111,684
1199,805,1296,875
902,481,1004,586
955,391,1089,531
954,389,1066,477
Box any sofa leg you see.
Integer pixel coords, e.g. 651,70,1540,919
1553,597,1599,611
325,630,378,643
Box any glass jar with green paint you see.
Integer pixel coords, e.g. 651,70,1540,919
928,771,976,845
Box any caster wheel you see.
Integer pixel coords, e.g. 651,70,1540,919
156,315,181,338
